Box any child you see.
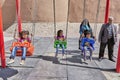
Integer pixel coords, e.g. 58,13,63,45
79,19,93,49
55,30,65,58
80,31,95,61
8,30,31,65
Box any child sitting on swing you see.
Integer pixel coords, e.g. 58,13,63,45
8,30,31,65
55,30,66,58
80,31,95,61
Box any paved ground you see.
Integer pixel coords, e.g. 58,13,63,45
0,37,120,80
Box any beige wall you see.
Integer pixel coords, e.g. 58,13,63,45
69,0,120,23
0,0,5,6
20,0,120,23
2,0,16,30
69,0,106,22
21,0,68,22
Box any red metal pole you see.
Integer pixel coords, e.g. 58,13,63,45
104,0,110,23
16,0,22,32
0,7,6,68
116,40,120,73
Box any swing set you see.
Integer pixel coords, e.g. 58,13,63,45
53,0,70,49
1,0,119,73
10,0,34,56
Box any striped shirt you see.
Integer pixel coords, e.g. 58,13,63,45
18,37,31,43
107,24,113,39
57,35,64,40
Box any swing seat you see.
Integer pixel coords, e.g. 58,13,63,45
54,40,67,49
10,42,34,56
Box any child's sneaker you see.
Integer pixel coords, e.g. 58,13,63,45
90,57,92,61
7,59,14,64
62,55,66,59
84,56,87,61
20,60,25,65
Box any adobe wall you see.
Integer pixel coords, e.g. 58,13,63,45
1,0,16,30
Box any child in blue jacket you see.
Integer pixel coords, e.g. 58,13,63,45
80,31,95,61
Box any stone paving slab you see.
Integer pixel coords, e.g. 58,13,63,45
4,37,13,42
94,59,116,70
6,57,38,68
26,52,67,80
0,37,119,80
26,38,108,80
65,52,107,80
67,66,106,80
0,68,18,80
27,77,67,80
1,37,53,80
7,68,33,80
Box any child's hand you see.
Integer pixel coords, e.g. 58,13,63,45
54,36,57,40
93,36,96,41
14,37,19,41
81,33,84,37
31,33,33,36
64,36,67,40
85,42,90,46
59,38,64,41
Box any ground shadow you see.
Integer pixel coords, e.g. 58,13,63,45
41,55,60,64
0,67,18,80
56,50,81,55
30,51,116,72
66,50,81,53
65,50,81,55
92,57,116,72
41,55,115,72
61,55,83,64
41,55,100,69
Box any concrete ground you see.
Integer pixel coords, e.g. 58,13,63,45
0,23,120,80
0,36,120,80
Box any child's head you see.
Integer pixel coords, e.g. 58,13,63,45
85,31,91,38
57,30,63,37
21,30,29,39
25,30,29,35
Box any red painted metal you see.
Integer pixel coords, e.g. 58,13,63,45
104,0,110,23
0,7,6,68
16,0,22,32
116,40,120,73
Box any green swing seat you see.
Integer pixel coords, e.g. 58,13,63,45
54,40,67,49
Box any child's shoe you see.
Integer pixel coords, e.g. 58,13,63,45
7,59,14,64
20,60,25,65
84,57,87,62
90,57,92,61
62,54,66,59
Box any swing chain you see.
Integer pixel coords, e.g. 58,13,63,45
94,0,101,37
53,0,70,40
32,0,37,45
53,0,56,36
66,0,70,40
83,0,86,19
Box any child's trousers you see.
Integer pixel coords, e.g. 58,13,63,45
56,44,65,54
10,47,27,60
80,46,93,60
